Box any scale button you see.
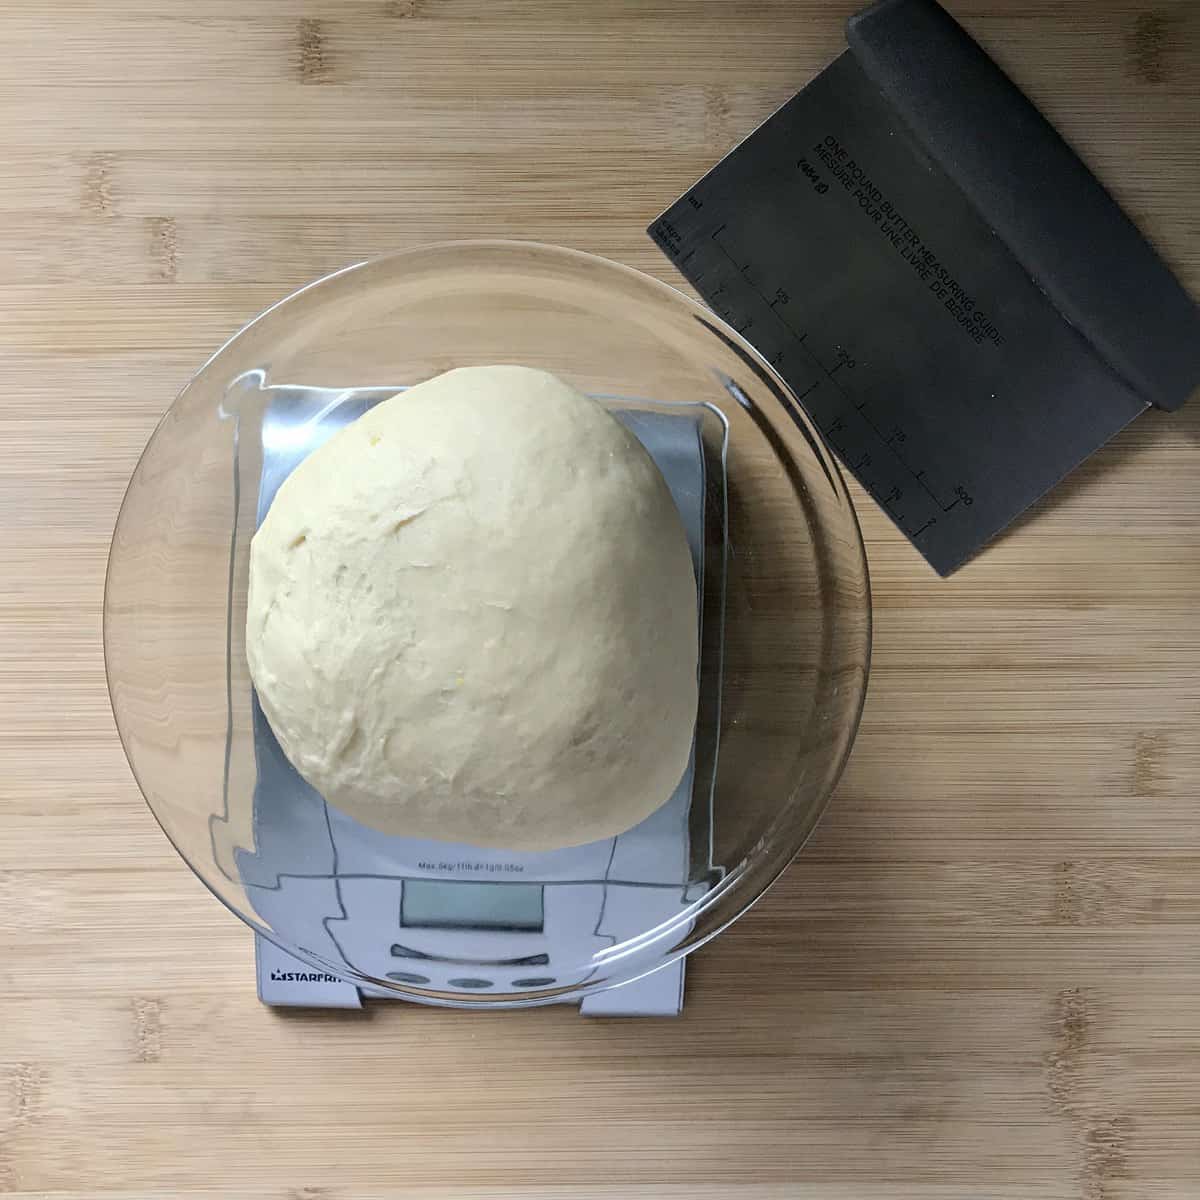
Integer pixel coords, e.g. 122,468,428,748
386,971,431,984
448,977,492,989
511,977,556,988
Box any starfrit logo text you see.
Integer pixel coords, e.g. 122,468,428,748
269,969,342,983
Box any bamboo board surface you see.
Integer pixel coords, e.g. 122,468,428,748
1,1,1199,1197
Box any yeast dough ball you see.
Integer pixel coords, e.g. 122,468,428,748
246,365,698,851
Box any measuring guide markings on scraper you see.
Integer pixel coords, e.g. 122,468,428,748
650,0,1200,575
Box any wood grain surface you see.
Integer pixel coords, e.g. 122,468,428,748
2,1,1199,1196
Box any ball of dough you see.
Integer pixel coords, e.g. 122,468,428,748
246,365,698,851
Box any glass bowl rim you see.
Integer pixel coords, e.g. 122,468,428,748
103,238,873,1005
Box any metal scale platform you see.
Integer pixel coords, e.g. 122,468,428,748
215,378,726,1017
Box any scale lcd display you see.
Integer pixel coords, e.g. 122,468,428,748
400,880,545,932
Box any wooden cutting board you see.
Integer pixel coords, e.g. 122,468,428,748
2,1,1198,1196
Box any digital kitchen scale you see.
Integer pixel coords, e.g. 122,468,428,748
210,376,728,1015
651,0,1199,574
